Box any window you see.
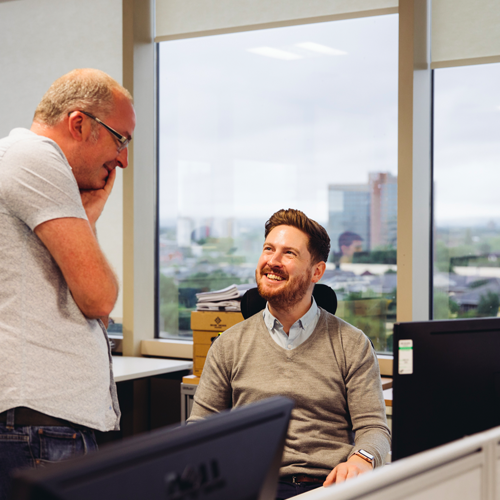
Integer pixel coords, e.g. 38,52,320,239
433,63,500,320
158,14,398,353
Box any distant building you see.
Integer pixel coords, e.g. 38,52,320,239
328,184,371,252
328,172,398,252
370,172,397,248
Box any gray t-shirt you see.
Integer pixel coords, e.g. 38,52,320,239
0,128,120,431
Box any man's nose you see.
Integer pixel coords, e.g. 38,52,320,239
115,147,129,169
268,252,283,267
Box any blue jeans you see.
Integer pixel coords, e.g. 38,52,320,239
276,481,322,499
0,422,97,500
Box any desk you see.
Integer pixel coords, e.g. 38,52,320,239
383,388,392,407
112,356,193,382
96,357,193,446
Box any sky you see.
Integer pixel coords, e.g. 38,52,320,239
434,63,500,226
157,13,500,229
158,14,398,226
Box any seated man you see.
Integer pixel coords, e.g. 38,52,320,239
188,209,390,500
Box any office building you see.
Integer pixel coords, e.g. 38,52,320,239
328,184,371,252
328,172,397,252
370,172,398,249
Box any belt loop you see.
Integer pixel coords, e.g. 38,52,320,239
6,408,15,429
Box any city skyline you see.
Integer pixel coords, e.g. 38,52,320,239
328,172,397,252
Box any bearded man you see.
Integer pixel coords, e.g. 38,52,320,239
188,209,390,500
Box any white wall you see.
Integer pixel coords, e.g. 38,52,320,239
0,0,125,320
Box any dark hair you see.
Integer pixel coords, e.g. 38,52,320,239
338,231,363,250
265,209,330,264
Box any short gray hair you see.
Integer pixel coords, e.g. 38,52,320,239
33,69,133,130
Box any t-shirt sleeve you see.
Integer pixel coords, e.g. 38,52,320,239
0,137,87,230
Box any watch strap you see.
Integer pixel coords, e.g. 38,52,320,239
353,449,374,465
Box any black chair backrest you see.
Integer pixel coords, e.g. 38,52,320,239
241,284,337,320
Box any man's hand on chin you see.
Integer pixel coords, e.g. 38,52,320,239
323,454,373,486
80,168,116,230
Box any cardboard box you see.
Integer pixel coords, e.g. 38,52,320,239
194,343,211,358
193,342,211,377
192,331,220,376
193,356,206,377
191,312,243,376
193,330,221,345
182,375,201,385
191,311,244,332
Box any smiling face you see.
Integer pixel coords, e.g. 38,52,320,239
71,90,136,190
256,225,324,312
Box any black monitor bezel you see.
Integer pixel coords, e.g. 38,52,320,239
11,396,294,500
392,316,500,461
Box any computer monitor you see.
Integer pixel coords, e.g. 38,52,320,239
392,317,500,461
11,396,294,500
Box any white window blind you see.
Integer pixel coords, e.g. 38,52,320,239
155,0,398,42
432,0,500,68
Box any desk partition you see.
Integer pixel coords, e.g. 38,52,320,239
294,425,500,500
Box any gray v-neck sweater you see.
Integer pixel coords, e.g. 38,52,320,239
189,309,390,476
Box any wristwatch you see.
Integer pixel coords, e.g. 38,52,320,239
353,449,374,465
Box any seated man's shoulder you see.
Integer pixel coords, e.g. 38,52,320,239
216,313,262,344
322,309,359,331
322,309,370,343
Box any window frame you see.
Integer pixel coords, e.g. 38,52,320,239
123,1,438,376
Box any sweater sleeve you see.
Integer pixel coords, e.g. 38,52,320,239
341,322,391,467
187,335,233,423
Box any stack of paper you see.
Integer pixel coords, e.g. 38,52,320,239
196,284,256,311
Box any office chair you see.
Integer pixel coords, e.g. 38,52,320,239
240,284,337,320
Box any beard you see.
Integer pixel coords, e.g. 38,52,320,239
256,266,313,311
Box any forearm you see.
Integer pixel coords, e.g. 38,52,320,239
348,374,391,467
342,328,391,467
350,425,391,467
35,217,119,318
64,227,118,318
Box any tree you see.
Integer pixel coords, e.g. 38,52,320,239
159,274,179,334
433,290,459,319
477,292,500,317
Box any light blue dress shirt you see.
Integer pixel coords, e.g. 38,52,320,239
263,297,320,350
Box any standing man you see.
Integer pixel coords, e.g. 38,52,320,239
189,209,390,500
0,69,135,499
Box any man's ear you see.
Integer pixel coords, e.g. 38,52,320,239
67,112,91,143
312,261,326,283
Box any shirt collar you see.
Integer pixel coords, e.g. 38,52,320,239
263,296,319,331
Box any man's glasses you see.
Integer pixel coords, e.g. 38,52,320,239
71,110,131,153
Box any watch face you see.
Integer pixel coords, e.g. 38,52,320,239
357,450,374,461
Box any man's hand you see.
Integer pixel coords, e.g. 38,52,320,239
323,454,373,486
80,168,116,231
